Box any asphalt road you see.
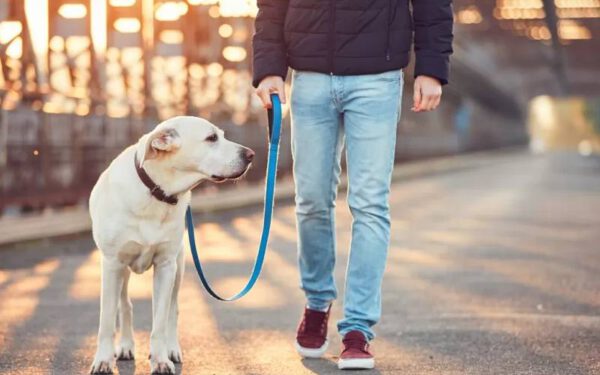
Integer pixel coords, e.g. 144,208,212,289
0,152,599,375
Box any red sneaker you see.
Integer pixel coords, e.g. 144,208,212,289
295,305,331,358
337,330,375,370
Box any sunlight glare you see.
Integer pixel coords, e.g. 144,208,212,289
0,21,22,44
110,0,137,6
160,30,184,44
25,0,49,77
208,5,220,17
219,0,258,18
65,36,90,55
6,37,23,59
222,46,247,62
91,0,107,56
114,17,142,33
49,36,64,52
155,1,189,21
188,0,218,5
206,62,223,76
212,277,285,309
58,4,88,19
218,23,233,38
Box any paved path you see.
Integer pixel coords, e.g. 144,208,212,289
0,152,599,375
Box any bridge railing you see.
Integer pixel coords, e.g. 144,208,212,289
0,108,291,213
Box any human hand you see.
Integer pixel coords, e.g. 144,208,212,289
255,75,286,109
412,75,442,112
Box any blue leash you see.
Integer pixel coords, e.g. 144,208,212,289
185,94,282,301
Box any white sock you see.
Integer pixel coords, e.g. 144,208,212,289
307,304,329,312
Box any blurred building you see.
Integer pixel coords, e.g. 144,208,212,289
0,0,599,213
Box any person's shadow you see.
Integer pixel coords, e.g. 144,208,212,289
301,358,383,374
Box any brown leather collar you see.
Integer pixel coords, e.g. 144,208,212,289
134,153,178,205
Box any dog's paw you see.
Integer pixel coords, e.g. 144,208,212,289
150,358,175,374
168,345,182,364
117,340,135,361
90,356,115,374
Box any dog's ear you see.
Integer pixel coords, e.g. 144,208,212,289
138,128,181,166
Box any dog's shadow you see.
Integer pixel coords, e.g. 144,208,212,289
116,359,136,375
116,360,183,375
301,358,382,374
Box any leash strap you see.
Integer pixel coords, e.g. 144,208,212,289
185,94,282,301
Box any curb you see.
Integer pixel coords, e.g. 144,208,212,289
0,147,524,247
190,147,525,213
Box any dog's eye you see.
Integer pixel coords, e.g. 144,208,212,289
205,133,218,143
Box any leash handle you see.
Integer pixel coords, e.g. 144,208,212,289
267,94,282,143
186,93,282,301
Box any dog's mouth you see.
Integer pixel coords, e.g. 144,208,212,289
210,164,251,183
210,175,227,183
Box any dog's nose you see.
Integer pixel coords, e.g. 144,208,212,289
242,148,255,162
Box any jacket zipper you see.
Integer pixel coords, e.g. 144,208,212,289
385,0,394,61
328,0,336,73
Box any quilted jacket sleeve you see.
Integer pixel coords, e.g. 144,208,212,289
252,0,290,87
411,0,454,85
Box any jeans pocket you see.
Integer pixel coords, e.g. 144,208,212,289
292,69,308,79
377,69,403,83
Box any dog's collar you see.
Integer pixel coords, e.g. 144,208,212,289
134,153,178,205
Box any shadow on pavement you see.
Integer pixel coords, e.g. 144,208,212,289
301,357,383,375
0,154,599,374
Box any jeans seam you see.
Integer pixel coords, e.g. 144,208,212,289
327,120,342,301
331,76,343,112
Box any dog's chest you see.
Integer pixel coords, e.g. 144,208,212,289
114,216,182,272
137,218,175,244
133,204,183,242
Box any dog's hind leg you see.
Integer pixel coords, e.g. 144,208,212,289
91,256,125,374
117,267,135,360
167,248,184,363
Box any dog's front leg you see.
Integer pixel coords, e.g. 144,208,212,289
117,267,135,360
91,256,125,374
150,258,177,374
167,248,184,363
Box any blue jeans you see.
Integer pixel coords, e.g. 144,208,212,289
290,69,403,341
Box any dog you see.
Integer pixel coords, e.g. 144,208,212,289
89,116,254,374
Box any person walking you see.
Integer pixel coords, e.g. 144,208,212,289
252,0,453,370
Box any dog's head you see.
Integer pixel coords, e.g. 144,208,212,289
137,116,254,183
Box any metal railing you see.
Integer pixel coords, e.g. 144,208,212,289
0,108,291,212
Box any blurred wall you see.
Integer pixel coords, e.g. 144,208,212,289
528,96,600,155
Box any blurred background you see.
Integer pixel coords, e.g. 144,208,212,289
0,0,599,215
0,2,599,374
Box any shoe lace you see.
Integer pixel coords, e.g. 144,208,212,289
342,336,369,353
301,309,327,335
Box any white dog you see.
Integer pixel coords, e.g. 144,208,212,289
89,116,254,374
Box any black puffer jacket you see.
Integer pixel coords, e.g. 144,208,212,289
252,0,453,87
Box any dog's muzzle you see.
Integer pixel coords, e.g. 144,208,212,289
210,148,255,183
